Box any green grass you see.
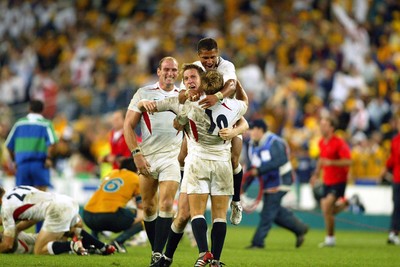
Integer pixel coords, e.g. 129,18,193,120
1,226,398,267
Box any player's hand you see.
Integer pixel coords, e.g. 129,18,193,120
219,127,237,140
173,118,184,132
249,168,258,177
187,90,200,102
309,173,319,187
199,94,218,109
133,154,151,177
45,158,53,168
142,100,157,114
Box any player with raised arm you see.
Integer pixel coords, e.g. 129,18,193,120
180,37,245,225
138,64,248,266
139,67,248,266
123,57,183,266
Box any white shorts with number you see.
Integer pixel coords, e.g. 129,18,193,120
146,150,181,183
184,155,233,196
42,194,80,233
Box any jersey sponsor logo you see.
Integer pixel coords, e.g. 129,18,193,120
103,178,124,192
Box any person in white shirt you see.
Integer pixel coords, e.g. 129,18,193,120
139,66,248,267
181,37,245,226
123,56,182,266
0,186,115,255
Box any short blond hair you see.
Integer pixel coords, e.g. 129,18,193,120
201,70,224,95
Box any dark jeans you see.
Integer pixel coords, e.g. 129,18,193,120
390,183,400,232
251,191,307,247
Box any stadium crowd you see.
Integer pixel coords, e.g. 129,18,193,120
0,0,400,186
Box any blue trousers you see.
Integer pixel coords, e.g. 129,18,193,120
390,183,400,233
251,191,306,247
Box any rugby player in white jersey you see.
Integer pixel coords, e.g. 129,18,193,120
138,67,248,267
0,186,115,255
123,57,183,266
181,37,244,226
137,64,248,266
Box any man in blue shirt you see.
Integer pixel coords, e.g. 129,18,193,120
245,119,308,249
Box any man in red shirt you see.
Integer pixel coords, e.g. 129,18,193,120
383,117,400,245
101,110,132,169
310,115,352,247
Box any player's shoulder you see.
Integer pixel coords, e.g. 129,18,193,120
218,57,235,69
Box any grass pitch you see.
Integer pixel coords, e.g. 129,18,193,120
1,226,397,267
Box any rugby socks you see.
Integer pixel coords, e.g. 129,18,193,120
144,213,158,250
47,241,71,255
191,215,208,253
232,165,243,202
80,229,105,249
180,166,184,182
153,211,174,253
164,222,184,259
115,222,143,244
211,219,227,260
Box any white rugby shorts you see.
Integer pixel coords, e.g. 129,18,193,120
145,150,181,183
184,155,233,196
42,194,79,233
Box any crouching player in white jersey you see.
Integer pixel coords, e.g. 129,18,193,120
138,67,248,267
0,186,115,255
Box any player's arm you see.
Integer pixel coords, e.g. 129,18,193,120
0,234,14,253
124,109,151,176
137,99,158,114
235,80,248,106
16,220,37,233
219,117,249,141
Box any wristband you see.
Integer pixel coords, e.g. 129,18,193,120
131,147,142,156
214,91,223,101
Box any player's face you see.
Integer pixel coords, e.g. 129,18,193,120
198,49,218,70
183,69,201,91
319,118,333,138
157,59,179,89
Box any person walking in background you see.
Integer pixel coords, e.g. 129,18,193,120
123,56,182,266
5,99,58,233
310,115,352,247
99,109,132,169
381,117,400,245
245,119,308,250
83,158,143,253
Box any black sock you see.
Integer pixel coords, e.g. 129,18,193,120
51,241,72,254
164,229,184,259
191,217,208,253
232,169,243,202
211,222,226,260
153,216,173,252
144,219,157,250
81,229,105,249
115,222,143,244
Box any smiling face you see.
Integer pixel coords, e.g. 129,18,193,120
198,48,219,71
183,68,202,91
157,57,179,91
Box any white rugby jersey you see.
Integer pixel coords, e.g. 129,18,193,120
180,57,237,89
1,186,65,237
128,82,183,156
177,96,247,161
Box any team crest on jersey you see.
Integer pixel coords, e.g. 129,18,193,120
103,178,124,192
